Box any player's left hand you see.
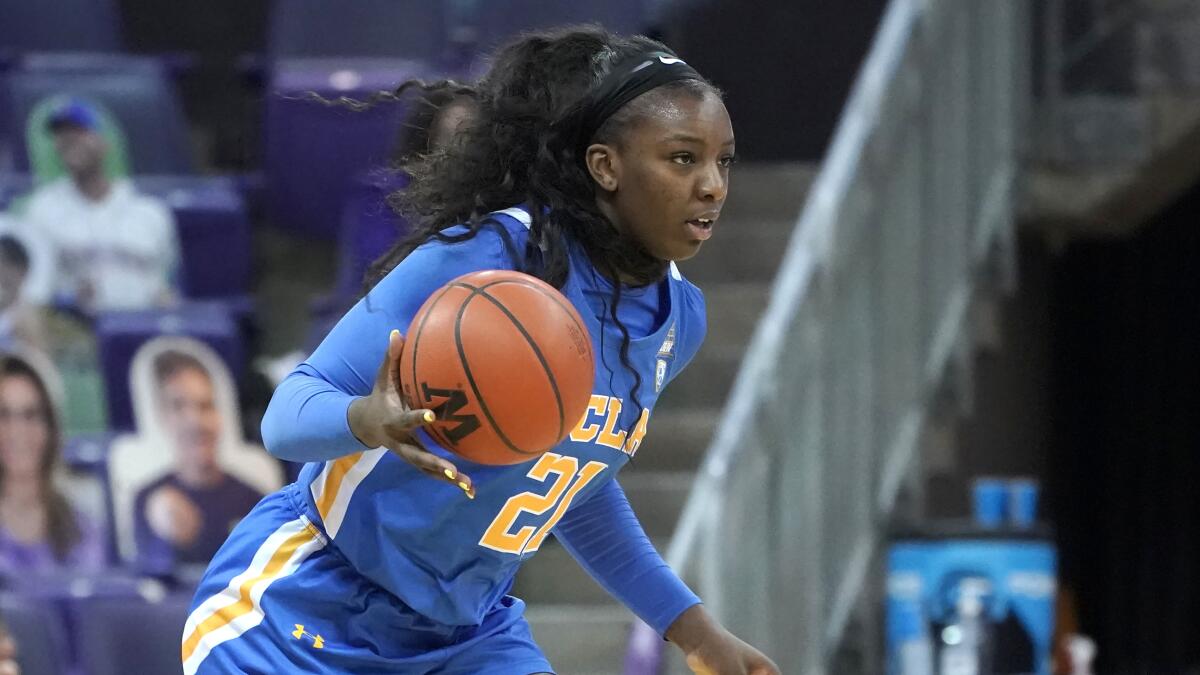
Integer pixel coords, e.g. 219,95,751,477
667,605,780,675
683,634,780,675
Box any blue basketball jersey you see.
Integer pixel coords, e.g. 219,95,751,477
290,206,706,627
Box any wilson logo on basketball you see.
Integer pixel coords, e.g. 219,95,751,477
420,383,481,444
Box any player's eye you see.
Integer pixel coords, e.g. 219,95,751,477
719,154,739,168
670,152,695,165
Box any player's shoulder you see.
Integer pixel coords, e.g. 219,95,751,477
668,262,706,320
416,205,534,268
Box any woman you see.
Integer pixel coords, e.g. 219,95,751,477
0,354,104,576
184,27,777,675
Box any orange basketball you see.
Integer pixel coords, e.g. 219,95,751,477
398,270,595,465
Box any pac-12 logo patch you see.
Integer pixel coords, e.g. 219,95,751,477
655,323,677,393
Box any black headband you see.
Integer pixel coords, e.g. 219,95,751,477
574,51,703,152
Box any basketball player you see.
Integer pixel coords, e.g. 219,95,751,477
183,27,779,675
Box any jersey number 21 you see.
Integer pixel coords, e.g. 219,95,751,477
478,452,607,555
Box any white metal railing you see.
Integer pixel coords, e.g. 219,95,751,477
623,0,1030,673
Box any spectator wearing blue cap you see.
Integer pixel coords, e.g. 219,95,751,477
20,98,178,315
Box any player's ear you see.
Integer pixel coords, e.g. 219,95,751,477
584,142,619,193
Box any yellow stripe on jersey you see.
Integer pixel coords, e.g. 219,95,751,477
315,452,362,521
181,526,317,664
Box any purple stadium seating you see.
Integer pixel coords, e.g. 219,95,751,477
0,592,72,675
137,176,254,300
336,169,409,299
68,591,193,675
267,0,448,61
62,433,121,564
0,173,252,301
16,52,164,75
0,0,122,64
1,62,196,174
471,0,652,51
97,304,245,432
264,58,433,238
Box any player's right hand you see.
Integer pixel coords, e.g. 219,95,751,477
348,329,475,498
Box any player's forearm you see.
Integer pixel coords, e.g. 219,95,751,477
261,367,368,462
664,603,722,653
555,479,701,634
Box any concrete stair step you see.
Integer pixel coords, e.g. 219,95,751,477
511,472,691,603
699,281,772,353
657,343,742,410
525,604,634,675
676,222,795,283
719,162,816,221
630,407,721,472
513,540,613,606
621,470,695,539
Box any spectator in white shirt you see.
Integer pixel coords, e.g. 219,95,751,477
20,98,179,315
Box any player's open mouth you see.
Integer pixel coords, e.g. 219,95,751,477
686,217,715,241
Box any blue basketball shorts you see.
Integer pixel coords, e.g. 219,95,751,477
181,485,553,674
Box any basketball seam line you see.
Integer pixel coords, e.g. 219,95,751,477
453,286,540,456
470,287,567,444
479,278,590,351
411,282,463,451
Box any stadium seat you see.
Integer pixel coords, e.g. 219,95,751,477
263,58,432,238
16,52,165,75
96,304,245,432
62,432,121,563
335,169,410,299
0,592,72,675
267,0,448,60
0,173,253,301
1,64,196,175
68,590,193,675
0,0,123,64
137,175,254,300
470,0,652,51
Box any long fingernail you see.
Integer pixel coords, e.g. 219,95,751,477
458,481,470,492
390,329,400,340
444,468,456,480
423,410,436,424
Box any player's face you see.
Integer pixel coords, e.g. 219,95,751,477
605,90,734,262
158,368,221,470
0,374,50,481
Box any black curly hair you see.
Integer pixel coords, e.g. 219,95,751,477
324,25,722,426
